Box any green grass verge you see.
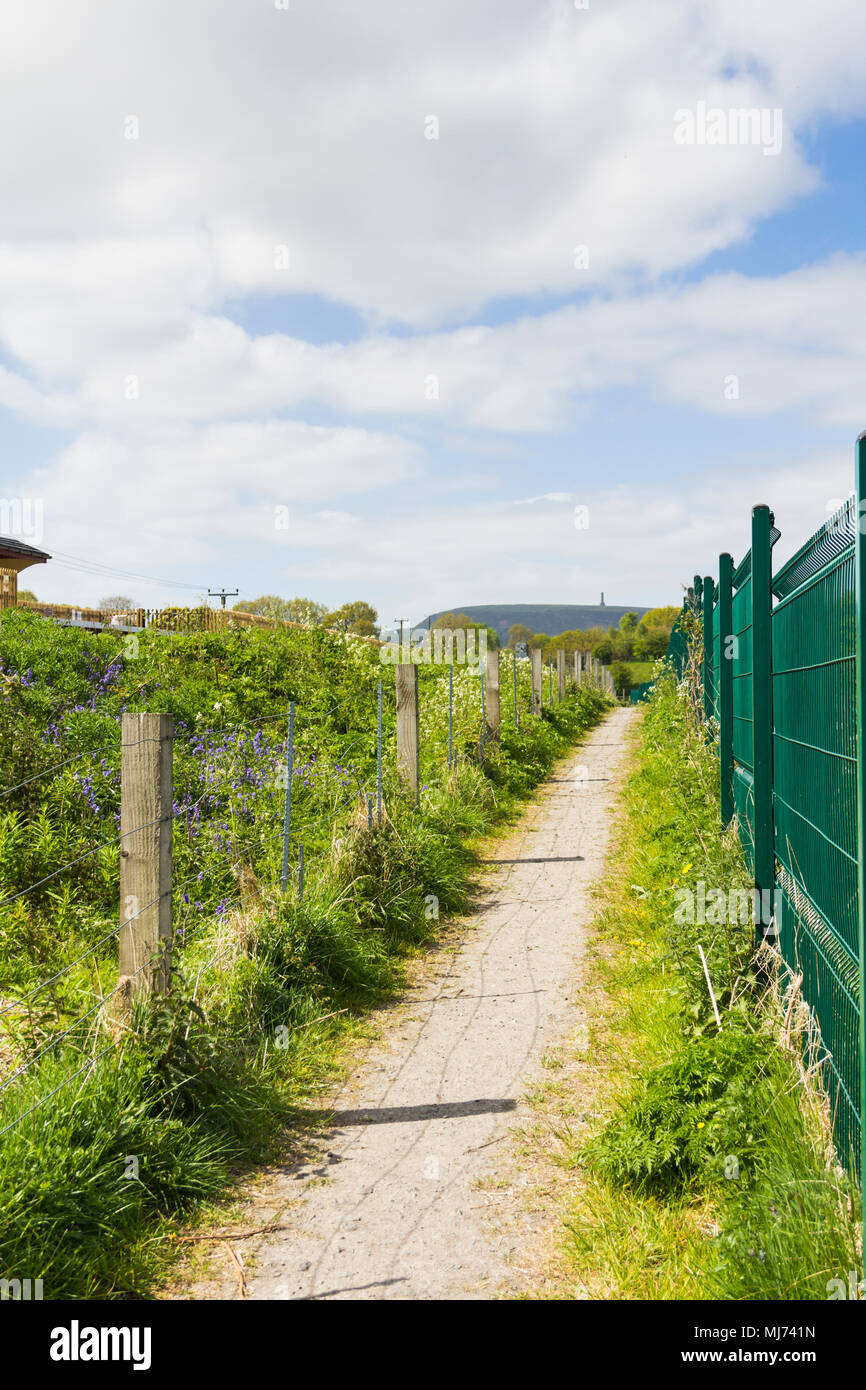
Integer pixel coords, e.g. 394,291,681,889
555,668,861,1301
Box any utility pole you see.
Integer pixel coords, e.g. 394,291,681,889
208,588,238,610
394,617,409,648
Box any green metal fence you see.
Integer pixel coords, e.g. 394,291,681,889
629,680,654,704
664,435,866,1216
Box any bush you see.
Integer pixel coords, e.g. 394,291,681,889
610,661,633,699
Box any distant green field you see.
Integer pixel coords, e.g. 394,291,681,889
624,661,653,684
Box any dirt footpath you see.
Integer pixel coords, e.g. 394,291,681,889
187,705,636,1301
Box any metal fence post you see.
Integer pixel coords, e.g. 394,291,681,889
854,433,866,1237
718,552,735,824
702,573,714,726
751,504,775,944
280,701,295,892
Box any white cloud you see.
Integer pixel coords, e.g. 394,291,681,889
7,254,866,436
18,419,422,600
2,0,865,616
0,0,862,326
515,492,572,505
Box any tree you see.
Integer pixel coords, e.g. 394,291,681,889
610,632,635,661
619,610,640,635
638,605,680,632
633,629,670,660
284,597,328,626
507,623,534,649
593,638,614,664
432,611,475,631
634,605,680,660
16,589,37,604
323,601,380,637
100,594,135,611
233,595,327,626
571,626,604,652
432,611,498,651
611,661,633,700
234,595,288,620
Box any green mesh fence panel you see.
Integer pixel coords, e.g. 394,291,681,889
771,495,859,1161
668,494,863,1175
666,612,689,678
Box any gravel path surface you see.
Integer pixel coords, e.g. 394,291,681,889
188,706,636,1301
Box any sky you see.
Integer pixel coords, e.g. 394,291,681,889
1,0,866,625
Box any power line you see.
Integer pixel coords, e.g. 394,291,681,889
46,548,206,593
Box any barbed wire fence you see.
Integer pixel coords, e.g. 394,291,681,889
0,640,609,1139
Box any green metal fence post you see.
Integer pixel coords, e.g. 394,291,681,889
718,552,735,824
854,433,866,1238
702,574,714,726
751,504,775,945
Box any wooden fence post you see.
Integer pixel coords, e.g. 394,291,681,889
556,649,565,702
485,650,501,740
573,650,581,684
531,647,543,715
119,712,173,998
395,663,420,803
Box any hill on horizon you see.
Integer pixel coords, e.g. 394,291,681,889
417,602,655,638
